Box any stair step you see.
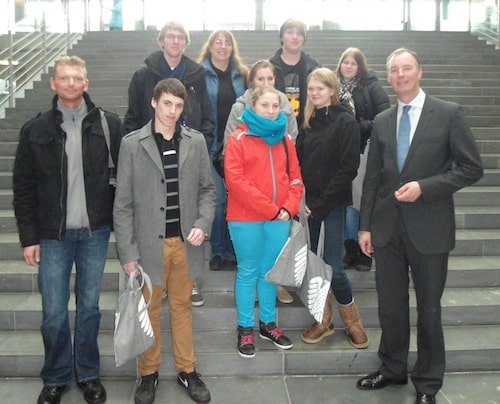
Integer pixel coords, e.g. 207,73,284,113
0,325,498,377
0,287,498,332
0,229,499,260
0,254,499,294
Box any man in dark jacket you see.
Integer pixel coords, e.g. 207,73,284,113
13,55,126,404
270,18,321,130
124,21,214,150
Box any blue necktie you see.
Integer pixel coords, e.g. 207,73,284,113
397,105,411,172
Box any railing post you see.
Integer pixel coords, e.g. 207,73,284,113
497,0,500,49
42,13,48,74
7,29,14,108
66,0,71,50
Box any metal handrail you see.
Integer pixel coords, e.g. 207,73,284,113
0,23,80,110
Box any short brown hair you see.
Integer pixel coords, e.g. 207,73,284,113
152,78,187,103
386,47,421,73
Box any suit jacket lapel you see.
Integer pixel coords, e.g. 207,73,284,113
385,106,399,170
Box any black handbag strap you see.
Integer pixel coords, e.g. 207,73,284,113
282,136,290,176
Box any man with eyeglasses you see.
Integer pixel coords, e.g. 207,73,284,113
13,55,126,404
124,20,214,149
124,21,214,306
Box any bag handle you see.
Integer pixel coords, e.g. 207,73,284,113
125,264,153,314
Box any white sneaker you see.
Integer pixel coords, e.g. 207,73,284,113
191,284,205,307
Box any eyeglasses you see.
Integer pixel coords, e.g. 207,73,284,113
164,33,187,42
214,40,232,47
55,76,86,83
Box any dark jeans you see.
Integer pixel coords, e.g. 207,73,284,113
308,206,353,305
38,225,110,386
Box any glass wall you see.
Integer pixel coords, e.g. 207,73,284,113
0,0,497,35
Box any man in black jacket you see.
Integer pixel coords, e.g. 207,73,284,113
13,55,126,404
124,21,214,150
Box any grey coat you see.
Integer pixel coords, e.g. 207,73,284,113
113,121,215,285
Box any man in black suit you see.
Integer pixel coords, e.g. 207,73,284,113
356,48,483,404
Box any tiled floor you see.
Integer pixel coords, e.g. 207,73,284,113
1,372,499,403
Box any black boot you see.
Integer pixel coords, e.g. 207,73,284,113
343,239,359,269
355,253,372,272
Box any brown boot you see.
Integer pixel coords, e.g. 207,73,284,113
338,300,369,349
301,291,334,344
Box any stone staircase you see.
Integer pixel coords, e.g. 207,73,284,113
0,30,499,379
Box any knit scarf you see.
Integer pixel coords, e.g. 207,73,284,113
160,57,187,80
339,78,356,115
241,106,287,146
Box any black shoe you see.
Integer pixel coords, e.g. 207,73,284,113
237,326,256,358
343,239,359,268
209,255,224,271
259,321,293,350
177,371,211,403
356,371,408,390
355,253,372,271
37,386,66,404
416,392,436,404
135,372,158,404
77,379,107,404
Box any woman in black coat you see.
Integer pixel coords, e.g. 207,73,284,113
335,47,390,271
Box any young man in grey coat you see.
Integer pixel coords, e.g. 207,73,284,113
113,78,215,404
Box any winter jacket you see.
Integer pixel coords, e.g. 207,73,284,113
13,92,126,247
123,51,215,149
270,49,321,129
351,72,390,150
296,104,360,221
225,124,303,222
200,59,246,152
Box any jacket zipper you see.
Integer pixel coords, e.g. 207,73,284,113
269,146,277,203
58,129,66,240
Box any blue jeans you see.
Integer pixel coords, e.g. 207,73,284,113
38,225,110,386
229,220,289,327
308,206,353,305
210,154,234,258
344,206,359,241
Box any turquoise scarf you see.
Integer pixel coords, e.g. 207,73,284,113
241,106,287,145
